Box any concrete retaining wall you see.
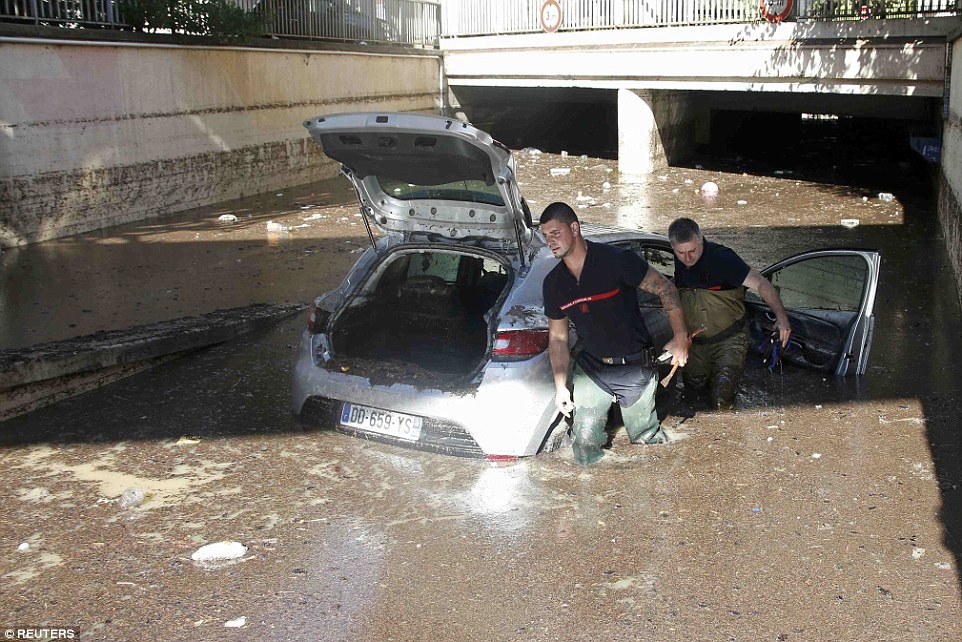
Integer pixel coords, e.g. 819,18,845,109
0,34,441,247
941,31,962,309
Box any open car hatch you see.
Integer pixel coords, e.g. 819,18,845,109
303,112,533,246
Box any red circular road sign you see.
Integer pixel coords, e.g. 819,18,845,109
540,0,562,33
760,0,793,22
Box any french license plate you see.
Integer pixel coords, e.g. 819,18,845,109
340,402,423,441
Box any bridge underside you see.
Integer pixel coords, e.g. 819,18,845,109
442,19,953,174
448,85,940,172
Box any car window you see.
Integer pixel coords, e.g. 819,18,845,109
642,247,675,279
747,255,867,312
379,177,505,206
407,252,461,282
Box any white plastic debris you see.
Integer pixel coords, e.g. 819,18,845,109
561,150,568,157
575,191,593,202
736,200,748,205
266,220,288,232
602,181,611,191
700,181,719,197
812,453,822,459
549,167,571,177
217,214,238,223
878,192,895,202
840,219,860,228
17,542,29,552
118,487,145,509
224,616,248,628
683,178,694,185
191,541,248,562
912,547,926,560
935,562,951,570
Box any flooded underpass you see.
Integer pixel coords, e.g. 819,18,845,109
1,117,961,641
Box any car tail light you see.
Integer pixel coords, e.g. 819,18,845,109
485,454,519,462
492,329,549,360
306,303,331,334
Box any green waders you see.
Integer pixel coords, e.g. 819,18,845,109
569,363,662,465
679,287,749,410
683,325,749,410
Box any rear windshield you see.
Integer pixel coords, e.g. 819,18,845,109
378,177,505,207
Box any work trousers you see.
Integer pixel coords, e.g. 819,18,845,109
569,363,661,465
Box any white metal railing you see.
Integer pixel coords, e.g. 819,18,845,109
2,0,958,41
0,0,442,46
441,0,961,37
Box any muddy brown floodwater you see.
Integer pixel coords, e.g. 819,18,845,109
1,144,961,641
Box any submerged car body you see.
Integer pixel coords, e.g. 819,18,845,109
292,112,880,459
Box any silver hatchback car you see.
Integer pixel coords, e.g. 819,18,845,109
292,112,880,459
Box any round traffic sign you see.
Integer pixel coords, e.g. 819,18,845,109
540,0,562,33
760,0,793,22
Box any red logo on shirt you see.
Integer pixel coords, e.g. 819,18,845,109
560,288,620,312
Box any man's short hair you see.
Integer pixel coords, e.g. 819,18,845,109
539,202,578,226
668,217,703,244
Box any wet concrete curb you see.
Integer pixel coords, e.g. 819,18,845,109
0,302,305,421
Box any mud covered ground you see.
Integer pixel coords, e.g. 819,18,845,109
1,124,961,641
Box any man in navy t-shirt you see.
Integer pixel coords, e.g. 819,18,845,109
541,202,691,465
669,217,792,409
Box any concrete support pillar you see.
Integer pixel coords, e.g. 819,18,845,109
617,89,696,176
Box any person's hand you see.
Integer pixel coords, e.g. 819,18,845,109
776,316,792,348
555,387,574,418
663,334,689,367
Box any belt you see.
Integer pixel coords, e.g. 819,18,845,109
691,319,747,345
600,347,654,366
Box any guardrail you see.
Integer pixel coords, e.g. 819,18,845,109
441,0,961,36
2,0,958,42
0,0,441,46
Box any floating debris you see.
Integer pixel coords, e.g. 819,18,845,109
118,487,145,509
840,219,860,228
550,167,571,177
192,541,248,562
217,214,237,223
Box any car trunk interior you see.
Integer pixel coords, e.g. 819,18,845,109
330,249,510,381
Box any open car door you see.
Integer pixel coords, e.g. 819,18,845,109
745,250,880,376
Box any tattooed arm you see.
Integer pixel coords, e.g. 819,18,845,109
640,266,689,366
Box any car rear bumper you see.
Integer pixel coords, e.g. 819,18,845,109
291,339,559,458
298,395,487,458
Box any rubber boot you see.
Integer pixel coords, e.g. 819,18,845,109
711,365,742,411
